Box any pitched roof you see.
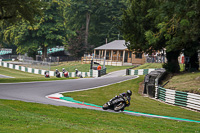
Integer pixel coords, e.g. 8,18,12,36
94,40,127,50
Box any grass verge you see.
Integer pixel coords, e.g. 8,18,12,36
0,66,76,83
63,76,200,121
164,71,200,94
0,99,199,133
50,61,133,73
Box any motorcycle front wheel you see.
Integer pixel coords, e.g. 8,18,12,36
102,103,109,110
114,102,125,112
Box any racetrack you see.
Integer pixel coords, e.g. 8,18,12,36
0,69,136,109
0,69,199,123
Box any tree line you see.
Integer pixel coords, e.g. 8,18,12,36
120,0,200,73
0,0,126,59
0,0,199,73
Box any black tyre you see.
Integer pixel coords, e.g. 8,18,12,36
114,102,126,112
102,103,109,110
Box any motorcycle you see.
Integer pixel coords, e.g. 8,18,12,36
102,96,130,112
75,70,83,78
45,72,49,78
64,71,68,77
56,72,60,78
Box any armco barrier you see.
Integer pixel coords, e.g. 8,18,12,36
127,67,200,111
127,68,157,75
156,87,200,111
0,61,106,78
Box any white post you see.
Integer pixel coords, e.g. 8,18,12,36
103,57,106,69
117,50,119,61
122,50,125,65
94,50,96,58
111,50,113,61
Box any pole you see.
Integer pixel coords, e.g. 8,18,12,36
90,56,93,70
103,57,106,69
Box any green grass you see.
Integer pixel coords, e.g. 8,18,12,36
0,66,76,83
50,61,133,73
134,63,163,69
0,63,199,132
165,71,200,94
0,99,199,133
63,76,200,121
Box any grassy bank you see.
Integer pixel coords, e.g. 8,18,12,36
164,71,200,94
50,61,132,73
0,99,199,132
63,76,200,121
0,66,75,83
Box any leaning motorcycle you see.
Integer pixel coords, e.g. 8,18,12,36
64,72,68,77
102,96,130,112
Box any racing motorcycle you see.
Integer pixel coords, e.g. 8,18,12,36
102,96,130,112
63,72,68,77
75,70,83,78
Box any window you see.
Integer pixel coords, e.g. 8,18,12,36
135,53,142,59
120,51,123,57
129,51,132,58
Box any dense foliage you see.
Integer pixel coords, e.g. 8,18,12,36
1,0,69,60
120,0,200,73
0,0,44,24
0,0,127,58
0,0,199,72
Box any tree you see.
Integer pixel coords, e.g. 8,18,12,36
66,0,127,52
0,0,45,24
66,0,101,52
120,0,157,52
67,27,86,57
89,0,127,46
3,0,70,60
120,0,200,73
146,0,200,72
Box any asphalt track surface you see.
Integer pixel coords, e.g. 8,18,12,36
0,74,13,78
0,70,135,109
0,69,200,123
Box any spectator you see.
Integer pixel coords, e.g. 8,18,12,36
97,64,102,70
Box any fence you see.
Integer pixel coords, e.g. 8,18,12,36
126,68,157,75
82,56,124,66
156,87,200,111
145,55,166,63
126,67,200,111
0,61,106,78
21,59,52,71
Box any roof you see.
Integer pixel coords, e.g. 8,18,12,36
94,40,127,50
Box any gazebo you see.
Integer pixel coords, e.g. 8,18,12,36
92,40,145,66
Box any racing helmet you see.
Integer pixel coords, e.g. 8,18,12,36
127,90,132,96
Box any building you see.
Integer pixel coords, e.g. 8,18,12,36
82,40,146,66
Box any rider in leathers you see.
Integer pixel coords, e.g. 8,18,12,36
107,90,132,107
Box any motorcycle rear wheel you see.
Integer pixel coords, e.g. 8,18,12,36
114,102,125,112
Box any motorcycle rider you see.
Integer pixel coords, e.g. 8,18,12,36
62,68,66,73
62,68,68,77
107,90,132,106
75,69,83,78
55,69,60,77
75,69,78,75
44,71,49,78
